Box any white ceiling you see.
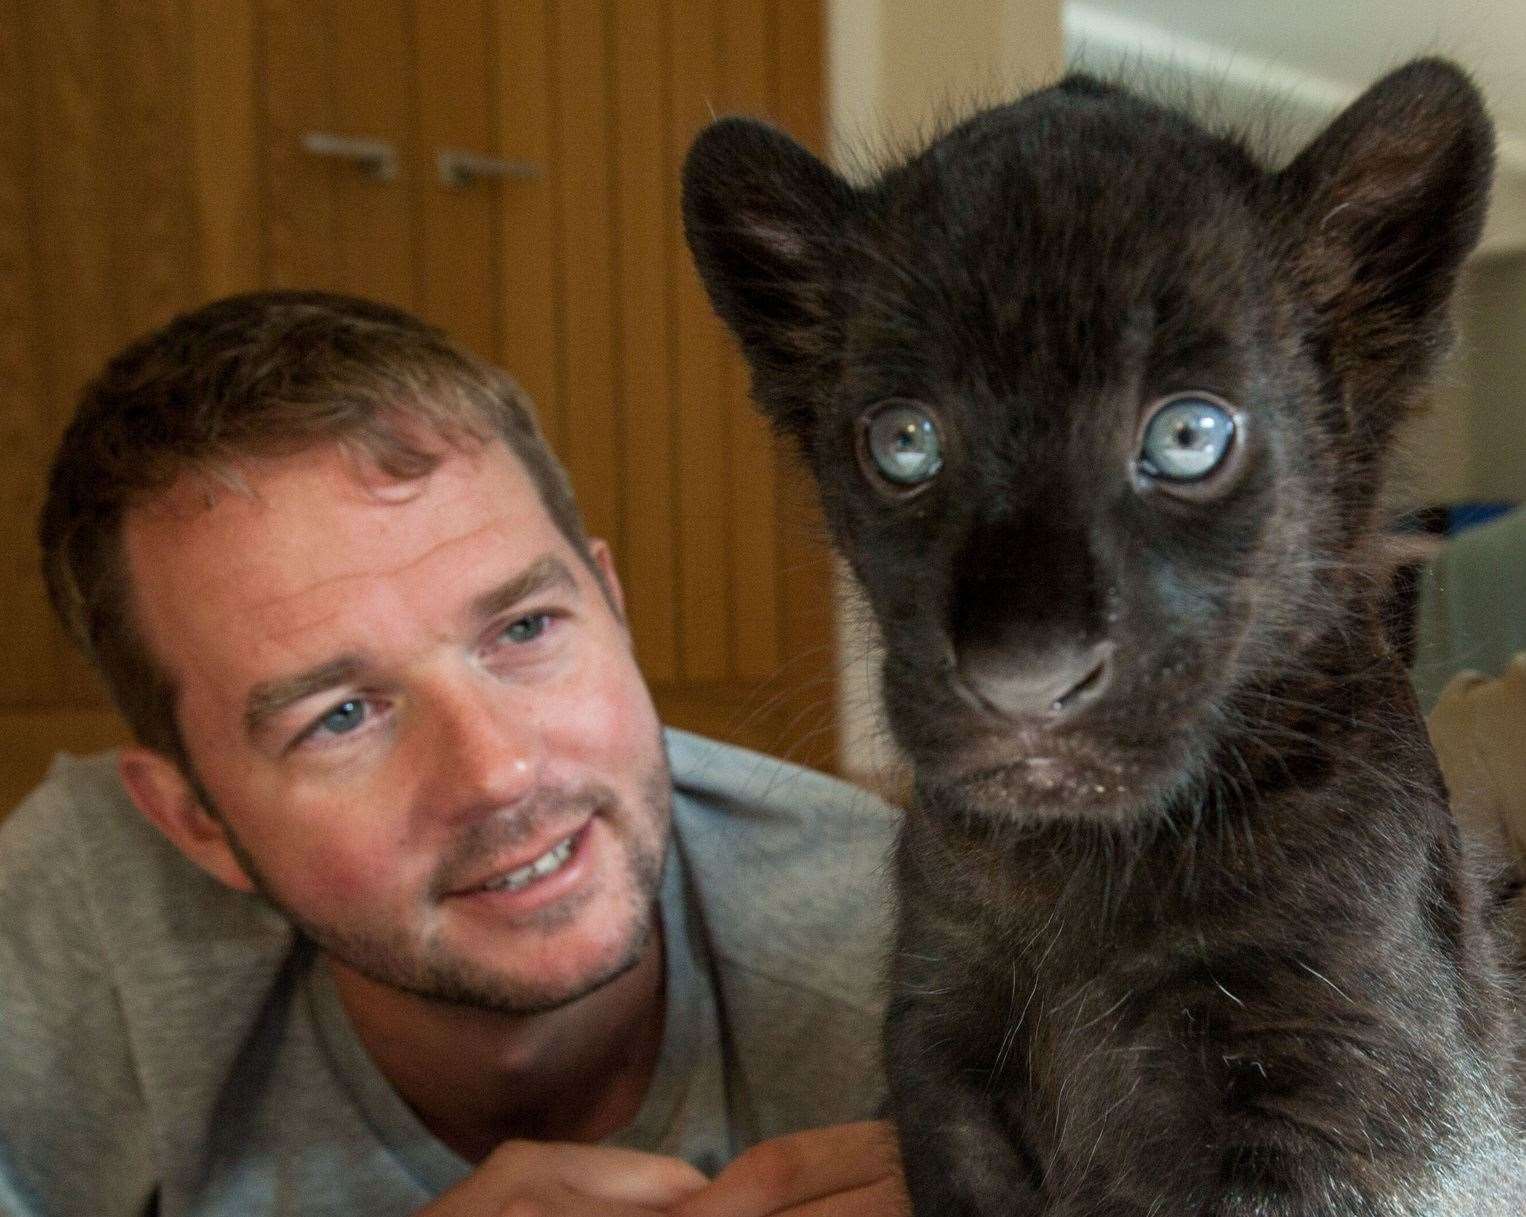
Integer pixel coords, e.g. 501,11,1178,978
1064,1,1526,253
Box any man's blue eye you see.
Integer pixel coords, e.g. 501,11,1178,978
504,614,549,643
317,700,367,736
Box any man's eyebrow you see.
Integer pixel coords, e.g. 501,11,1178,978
241,558,579,740
244,656,365,739
471,554,580,622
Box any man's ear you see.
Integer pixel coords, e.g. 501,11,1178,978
587,537,628,623
117,747,256,894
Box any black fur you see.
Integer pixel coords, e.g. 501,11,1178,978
683,60,1525,1213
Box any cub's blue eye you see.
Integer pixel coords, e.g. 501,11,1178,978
317,700,366,737
860,401,944,487
1139,394,1236,482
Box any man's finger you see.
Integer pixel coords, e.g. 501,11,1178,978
421,1141,709,1215
674,1121,903,1217
523,1141,710,1208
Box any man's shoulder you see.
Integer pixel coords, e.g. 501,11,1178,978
0,751,286,964
666,727,898,835
665,728,899,1013
2,751,159,902
0,758,421,1215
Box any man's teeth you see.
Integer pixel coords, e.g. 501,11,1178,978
484,835,576,893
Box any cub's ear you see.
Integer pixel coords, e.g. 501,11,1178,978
1276,58,1493,430
682,117,860,449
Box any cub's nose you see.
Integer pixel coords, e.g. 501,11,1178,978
956,638,1115,721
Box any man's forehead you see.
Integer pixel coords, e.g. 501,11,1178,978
131,437,545,531
135,439,478,517
121,439,565,672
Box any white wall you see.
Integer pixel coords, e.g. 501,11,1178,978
1059,1,1526,513
829,0,1064,171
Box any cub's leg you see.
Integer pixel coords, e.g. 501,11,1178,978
886,1000,1046,1217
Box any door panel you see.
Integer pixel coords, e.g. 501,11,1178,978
668,0,731,685
417,0,498,358
0,0,53,709
722,0,781,685
188,0,261,299
332,0,419,311
611,0,679,684
24,0,126,708
490,0,560,453
262,0,345,289
548,0,621,550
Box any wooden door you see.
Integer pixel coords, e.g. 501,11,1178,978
0,0,834,818
0,0,207,814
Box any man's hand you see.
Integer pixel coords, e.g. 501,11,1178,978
672,1121,908,1217
418,1141,708,1216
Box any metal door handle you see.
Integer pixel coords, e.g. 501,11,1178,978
300,132,400,182
437,148,540,188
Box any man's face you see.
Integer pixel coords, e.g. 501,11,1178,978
122,438,670,1015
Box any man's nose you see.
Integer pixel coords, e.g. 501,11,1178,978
415,675,541,815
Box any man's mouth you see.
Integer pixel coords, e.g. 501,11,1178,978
476,831,580,894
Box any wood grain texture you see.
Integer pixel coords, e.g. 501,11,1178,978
332,0,417,310
260,0,340,287
548,1,619,555
721,0,780,684
26,0,123,706
492,0,561,455
668,0,731,682
107,0,198,340
416,0,497,360
611,0,678,682
188,0,262,298
0,0,56,705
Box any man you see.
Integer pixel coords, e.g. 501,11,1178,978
1,292,904,1215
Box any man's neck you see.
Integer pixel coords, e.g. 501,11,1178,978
327,929,667,1163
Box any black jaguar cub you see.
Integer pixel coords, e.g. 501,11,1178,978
683,59,1525,1215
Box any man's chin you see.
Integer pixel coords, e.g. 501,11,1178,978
477,934,653,1017
321,898,660,1019
460,915,658,1016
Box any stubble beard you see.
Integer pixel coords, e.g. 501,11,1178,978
201,746,674,1017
